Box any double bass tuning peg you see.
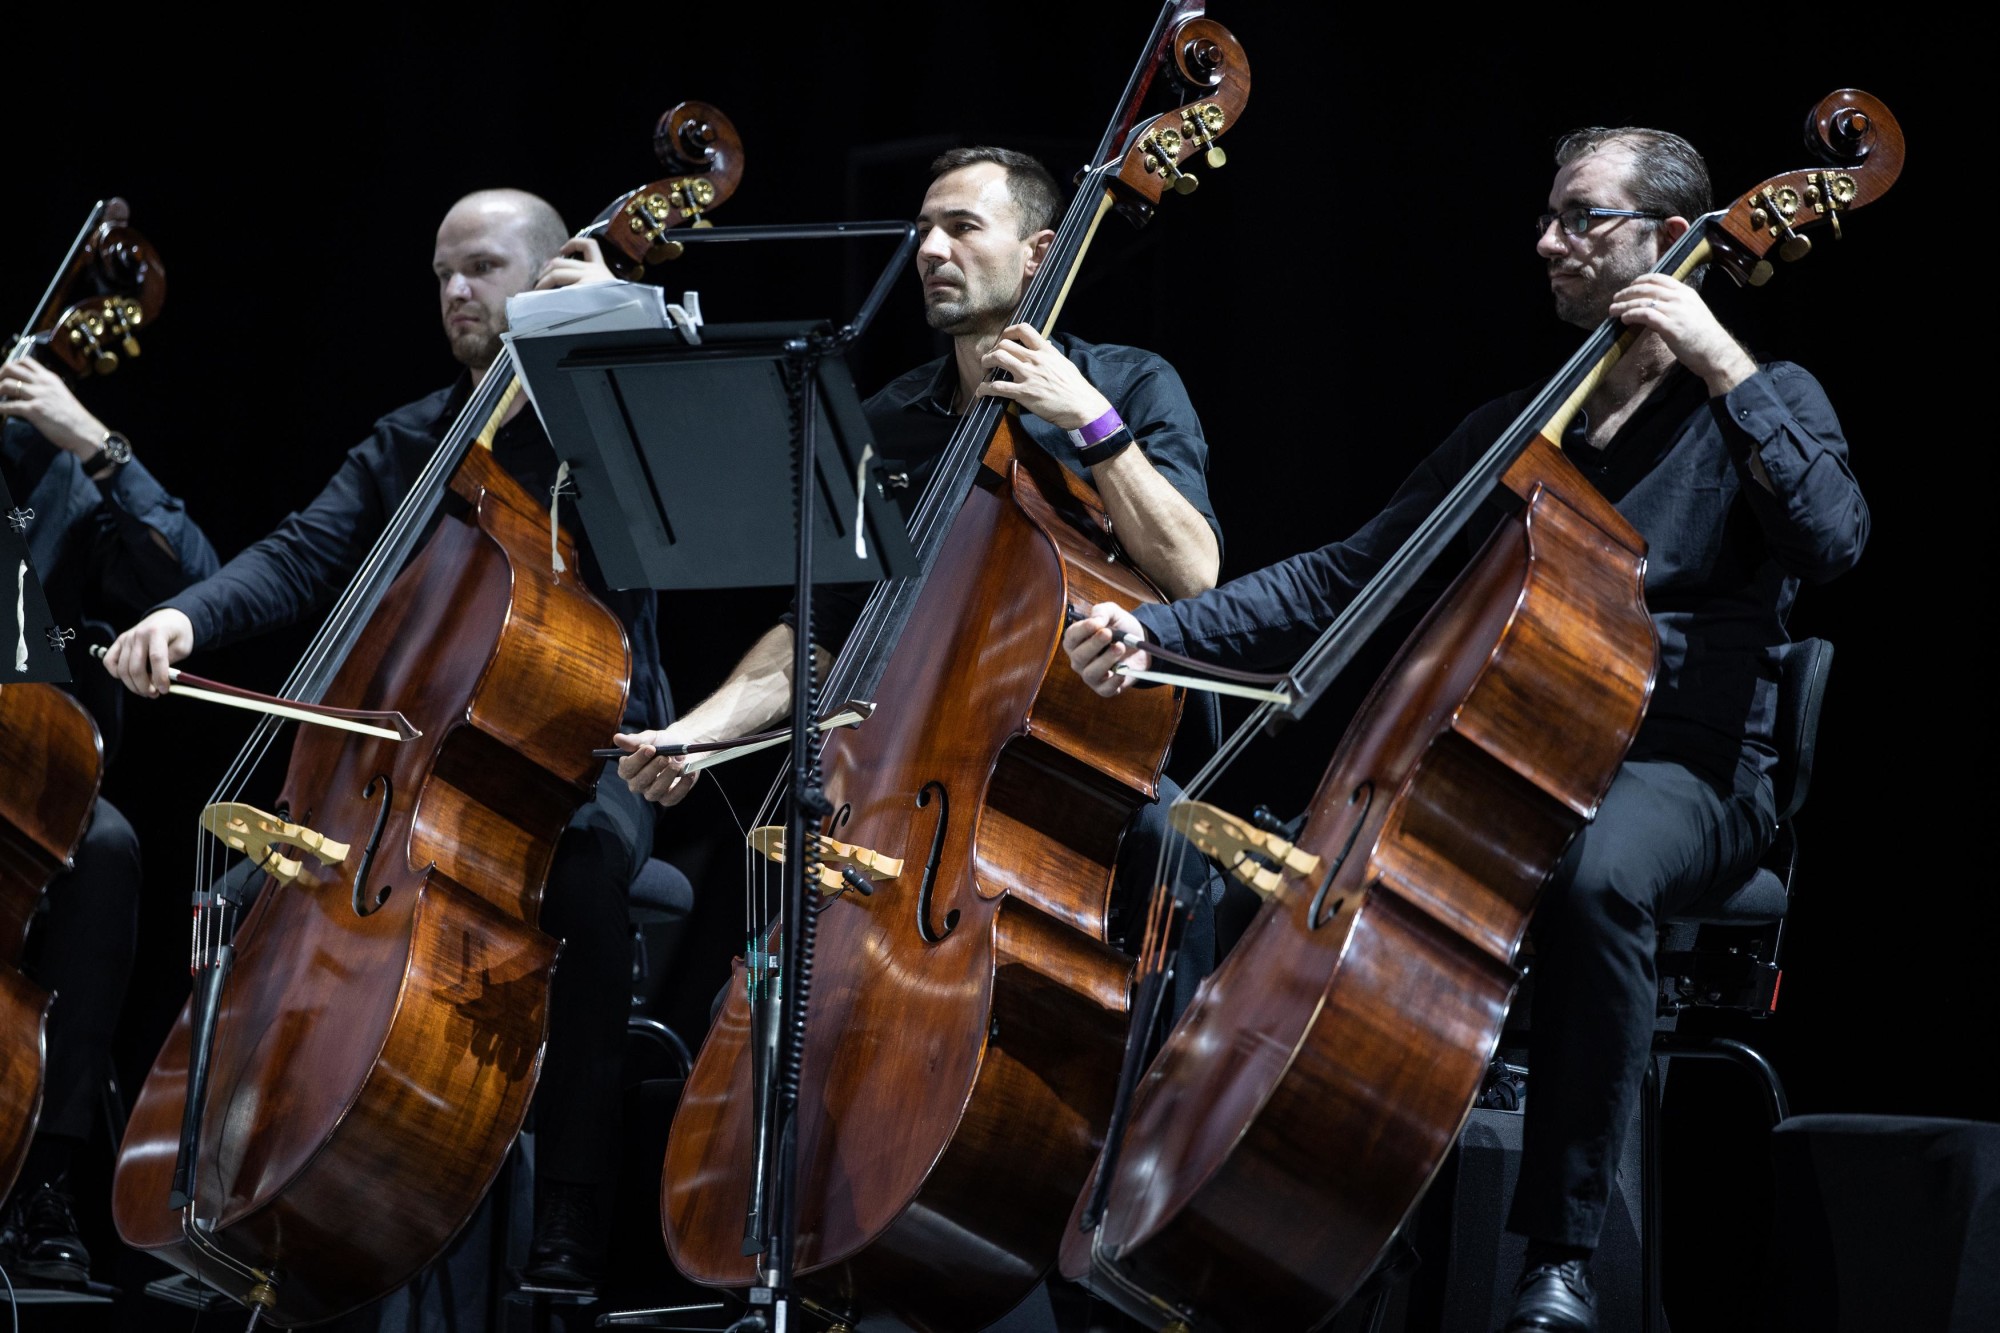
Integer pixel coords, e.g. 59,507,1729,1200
1182,104,1229,171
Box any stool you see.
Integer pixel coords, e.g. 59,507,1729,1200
1769,1114,2000,1330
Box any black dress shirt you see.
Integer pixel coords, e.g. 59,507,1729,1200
1135,362,1866,793
836,334,1224,765
862,334,1222,554
3,417,220,758
165,378,671,735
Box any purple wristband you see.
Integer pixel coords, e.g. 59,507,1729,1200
1066,407,1124,452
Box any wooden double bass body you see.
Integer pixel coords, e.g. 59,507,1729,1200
1060,89,1905,1330
112,444,628,1325
665,426,1182,1329
109,106,741,1326
664,14,1249,1326
1062,441,1653,1326
0,684,104,1199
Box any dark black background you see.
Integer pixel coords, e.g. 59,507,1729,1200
7,9,1986,1330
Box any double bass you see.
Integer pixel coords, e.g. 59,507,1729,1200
0,684,101,1201
109,105,742,1326
661,9,1248,1329
2,198,166,1202
1058,90,1904,1329
5,197,166,381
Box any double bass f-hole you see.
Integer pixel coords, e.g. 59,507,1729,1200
914,781,957,943
1308,781,1373,930
351,775,394,917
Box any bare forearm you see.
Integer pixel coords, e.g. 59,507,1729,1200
1092,448,1220,599
675,623,799,741
675,623,836,741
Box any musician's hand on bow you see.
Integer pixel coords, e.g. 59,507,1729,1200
103,608,194,698
1063,601,1150,698
974,323,1113,430
613,721,706,807
0,358,109,459
535,237,617,291
1610,273,1757,397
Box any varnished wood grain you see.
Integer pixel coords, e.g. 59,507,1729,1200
0,683,103,1200
111,446,628,1326
663,421,1179,1332
1060,448,1656,1329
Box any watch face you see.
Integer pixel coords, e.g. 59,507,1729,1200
103,432,132,464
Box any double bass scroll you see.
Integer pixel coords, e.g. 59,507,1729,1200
5,198,166,380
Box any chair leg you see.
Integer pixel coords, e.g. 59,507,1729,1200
1643,1036,1791,1333
1641,1055,1663,1333
1653,1034,1790,1124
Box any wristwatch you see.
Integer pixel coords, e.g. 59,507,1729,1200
86,430,132,479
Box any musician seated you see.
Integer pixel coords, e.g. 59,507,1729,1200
613,146,1225,986
101,190,670,1290
0,357,218,1283
1062,126,1866,1333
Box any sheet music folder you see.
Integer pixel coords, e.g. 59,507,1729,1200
512,320,914,592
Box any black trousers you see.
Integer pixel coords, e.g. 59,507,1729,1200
531,767,655,1186
21,796,141,1145
1506,758,1772,1249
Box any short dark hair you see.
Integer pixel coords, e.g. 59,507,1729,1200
929,146,1061,236
1553,127,1712,224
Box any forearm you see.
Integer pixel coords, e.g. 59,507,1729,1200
1092,447,1220,599
674,623,832,742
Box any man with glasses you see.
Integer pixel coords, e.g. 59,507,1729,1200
1064,126,1867,1332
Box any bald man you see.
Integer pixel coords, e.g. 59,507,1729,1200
104,190,672,1288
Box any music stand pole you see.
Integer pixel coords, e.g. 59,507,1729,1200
508,224,917,1330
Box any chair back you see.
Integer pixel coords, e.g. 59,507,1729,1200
1772,638,1834,824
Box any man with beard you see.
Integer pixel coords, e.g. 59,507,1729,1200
1063,127,1868,1333
0,355,217,1285
612,146,1224,978
101,188,670,1289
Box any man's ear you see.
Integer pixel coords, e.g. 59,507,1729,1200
1022,228,1056,277
1657,215,1691,249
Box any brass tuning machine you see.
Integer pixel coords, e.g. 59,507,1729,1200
1181,103,1228,170
1141,127,1199,195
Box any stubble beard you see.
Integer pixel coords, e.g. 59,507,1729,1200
1551,247,1652,330
447,307,504,373
924,291,1004,337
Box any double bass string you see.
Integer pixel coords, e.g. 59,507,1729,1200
824,163,1116,712
734,164,1118,941
183,359,518,1093
1098,222,1727,1236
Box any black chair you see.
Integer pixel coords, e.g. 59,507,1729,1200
627,857,697,1077
1638,636,1835,1333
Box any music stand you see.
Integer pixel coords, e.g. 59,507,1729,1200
2,465,72,683
511,220,917,1333
511,319,914,591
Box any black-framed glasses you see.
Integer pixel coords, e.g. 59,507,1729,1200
1535,206,1665,238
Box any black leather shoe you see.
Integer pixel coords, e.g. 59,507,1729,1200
522,1178,603,1289
1503,1257,1597,1332
1,1178,92,1284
